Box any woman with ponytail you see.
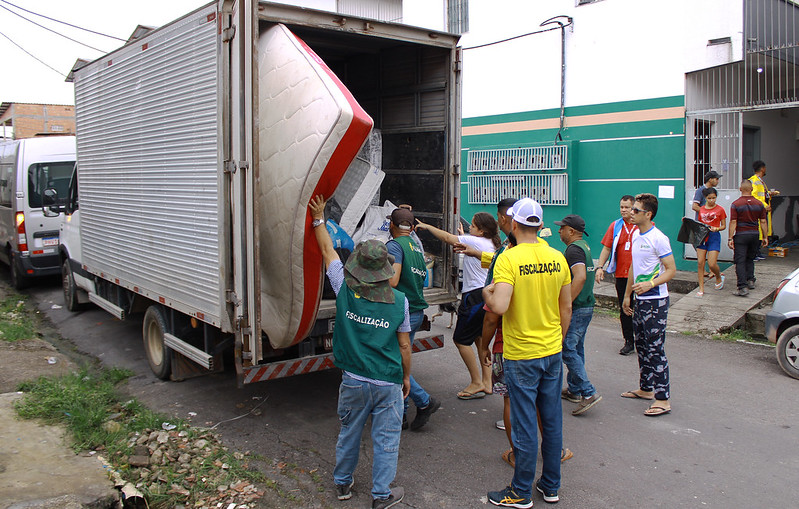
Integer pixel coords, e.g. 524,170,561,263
416,212,499,399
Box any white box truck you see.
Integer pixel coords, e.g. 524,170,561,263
59,1,462,385
0,135,76,289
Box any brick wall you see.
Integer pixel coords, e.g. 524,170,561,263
0,103,75,139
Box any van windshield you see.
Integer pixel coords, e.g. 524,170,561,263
28,161,75,208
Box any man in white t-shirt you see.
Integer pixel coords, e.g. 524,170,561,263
621,193,676,417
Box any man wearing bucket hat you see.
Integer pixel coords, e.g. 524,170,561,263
310,195,411,509
555,214,602,416
386,207,440,431
483,197,572,507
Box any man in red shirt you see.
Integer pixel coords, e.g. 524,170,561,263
595,195,638,355
728,180,768,296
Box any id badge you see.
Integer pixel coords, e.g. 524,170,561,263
625,241,631,250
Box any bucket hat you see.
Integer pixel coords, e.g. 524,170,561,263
343,240,396,303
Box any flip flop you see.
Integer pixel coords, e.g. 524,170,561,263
501,449,515,467
457,389,486,400
560,448,573,462
644,404,671,417
715,275,725,290
696,291,704,297
620,390,654,400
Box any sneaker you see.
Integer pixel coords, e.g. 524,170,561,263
536,479,559,504
410,396,440,431
754,254,766,261
715,274,725,290
372,487,404,509
619,342,635,356
733,287,749,297
496,419,506,431
747,280,756,289
561,389,580,403
487,486,533,508
336,480,354,501
572,394,602,416
402,413,408,430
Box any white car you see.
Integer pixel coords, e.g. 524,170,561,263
765,267,799,379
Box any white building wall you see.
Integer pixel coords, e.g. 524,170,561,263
460,0,743,118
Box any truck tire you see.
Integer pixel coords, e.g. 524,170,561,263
61,260,82,312
8,250,28,290
776,324,799,380
143,306,172,380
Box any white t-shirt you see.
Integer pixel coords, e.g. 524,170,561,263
457,235,495,293
630,226,672,300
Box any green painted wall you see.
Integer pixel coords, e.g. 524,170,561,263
462,95,696,270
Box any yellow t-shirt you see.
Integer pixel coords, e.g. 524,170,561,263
493,241,571,360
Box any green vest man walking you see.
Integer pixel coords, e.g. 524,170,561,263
555,214,602,416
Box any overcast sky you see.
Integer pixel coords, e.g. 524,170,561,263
0,0,207,105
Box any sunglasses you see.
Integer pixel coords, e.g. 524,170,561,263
631,207,646,214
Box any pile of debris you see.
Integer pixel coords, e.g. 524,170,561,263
115,427,265,508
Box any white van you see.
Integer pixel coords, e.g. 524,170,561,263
0,136,76,288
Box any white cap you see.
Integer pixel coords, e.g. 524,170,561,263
507,197,543,227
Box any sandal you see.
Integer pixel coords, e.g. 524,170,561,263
644,403,671,417
715,275,725,290
696,291,704,297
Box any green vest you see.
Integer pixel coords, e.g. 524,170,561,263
333,285,406,384
393,236,428,313
485,242,508,286
571,238,596,309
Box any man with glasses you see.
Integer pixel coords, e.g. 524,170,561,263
622,193,676,417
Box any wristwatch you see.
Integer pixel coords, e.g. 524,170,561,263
312,218,325,228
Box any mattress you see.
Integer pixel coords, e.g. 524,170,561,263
257,23,373,349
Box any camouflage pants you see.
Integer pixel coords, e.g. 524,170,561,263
632,297,670,400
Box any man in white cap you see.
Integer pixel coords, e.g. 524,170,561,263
483,197,572,508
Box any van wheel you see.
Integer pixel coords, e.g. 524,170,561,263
143,306,172,380
776,325,799,380
8,250,28,290
62,260,82,312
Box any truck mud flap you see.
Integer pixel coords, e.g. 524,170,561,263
240,334,445,384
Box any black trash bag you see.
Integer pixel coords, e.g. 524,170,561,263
677,217,710,248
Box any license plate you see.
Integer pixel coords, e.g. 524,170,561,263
42,237,58,247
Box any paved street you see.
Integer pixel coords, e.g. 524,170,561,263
25,279,799,508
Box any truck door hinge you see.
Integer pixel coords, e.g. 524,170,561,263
226,290,240,306
238,160,249,171
222,25,236,42
224,160,237,174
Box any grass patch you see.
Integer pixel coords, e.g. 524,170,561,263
712,328,768,343
14,367,265,508
0,294,36,342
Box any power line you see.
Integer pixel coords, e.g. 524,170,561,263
463,24,565,50
0,3,106,53
0,0,125,42
0,29,67,78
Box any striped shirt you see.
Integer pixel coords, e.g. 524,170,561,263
730,196,766,235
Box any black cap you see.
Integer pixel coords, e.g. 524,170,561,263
554,214,588,236
704,170,722,183
387,208,415,229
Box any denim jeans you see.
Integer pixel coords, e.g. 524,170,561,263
505,353,563,498
334,372,403,499
405,310,430,412
562,306,596,397
632,297,670,400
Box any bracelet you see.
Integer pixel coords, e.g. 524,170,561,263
649,280,655,289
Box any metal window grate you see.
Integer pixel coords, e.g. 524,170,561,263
467,173,569,205
468,145,568,171
686,112,741,187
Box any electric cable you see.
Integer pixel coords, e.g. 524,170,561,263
0,3,106,53
463,23,570,50
0,29,67,78
0,0,125,41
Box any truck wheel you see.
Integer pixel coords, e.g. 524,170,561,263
143,306,172,380
776,325,799,380
62,260,82,312
8,250,28,290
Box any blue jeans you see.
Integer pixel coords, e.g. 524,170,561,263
405,311,430,412
505,354,563,498
334,373,403,499
562,306,596,397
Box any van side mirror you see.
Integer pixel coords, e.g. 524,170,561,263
43,188,61,217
